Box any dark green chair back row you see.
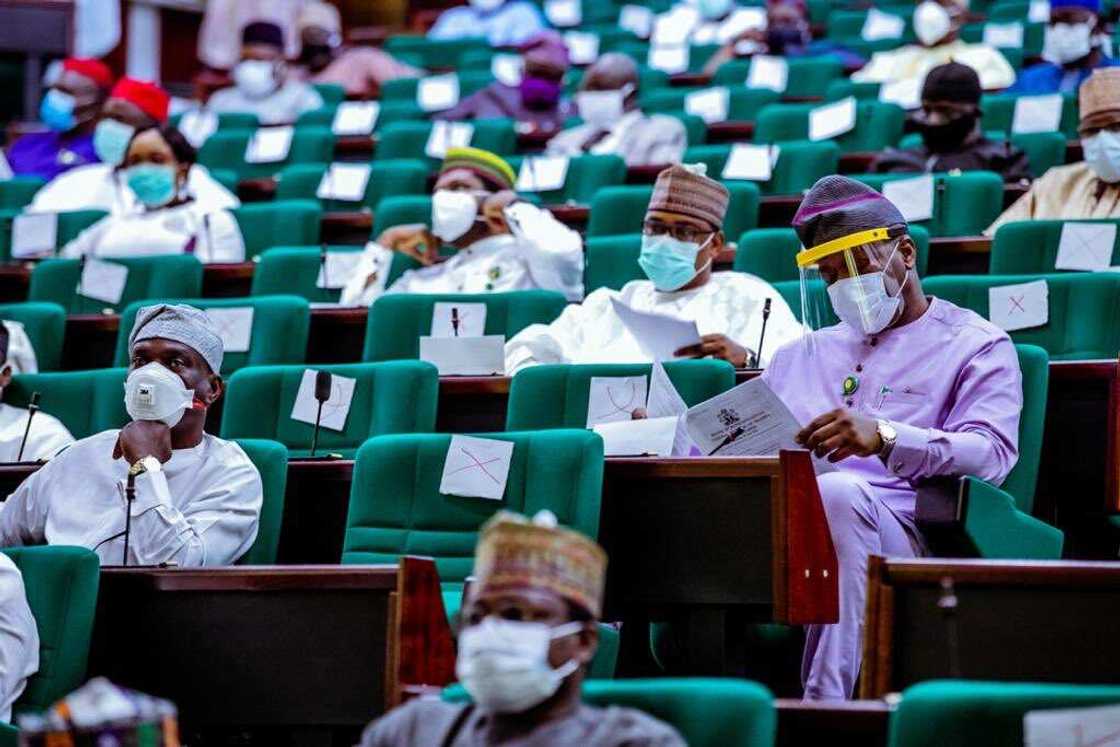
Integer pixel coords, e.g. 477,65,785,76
0,209,106,262
754,100,906,153
197,127,335,180
29,255,203,315
0,178,45,211
734,225,932,282
274,160,429,213
990,219,1120,274
683,141,841,197
587,182,759,238
853,171,1005,237
6,368,128,439
641,87,780,122
712,54,847,98
374,119,519,165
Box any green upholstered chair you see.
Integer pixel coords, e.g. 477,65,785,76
197,126,336,180
734,225,931,282
824,79,886,101
375,119,519,166
683,141,841,196
587,182,760,238
584,234,643,293
294,101,427,131
641,87,781,122
4,368,129,439
712,55,848,98
169,111,258,132
894,131,1066,178
342,429,605,613
382,37,482,69
232,438,288,565
506,361,736,430
2,546,99,717
980,92,1080,139
0,209,106,261
311,83,346,106
274,160,429,212
0,302,66,371
363,291,568,361
852,172,1004,237
379,72,495,106
754,101,906,153
221,361,439,457
370,194,431,238
230,200,322,260
960,20,1044,57
505,154,627,205
989,219,1120,274
28,255,203,315
0,178,45,210
253,246,374,302
114,296,311,376
888,680,1120,747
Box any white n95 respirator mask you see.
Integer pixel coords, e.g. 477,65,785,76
913,0,952,46
431,189,480,242
123,362,196,427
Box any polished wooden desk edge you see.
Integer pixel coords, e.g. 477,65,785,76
438,375,512,394
606,455,784,477
873,555,1120,584
99,563,401,591
776,698,894,715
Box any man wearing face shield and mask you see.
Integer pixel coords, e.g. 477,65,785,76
505,163,802,373
987,67,1120,233
851,0,1014,93
763,175,1022,700
0,304,263,566
1009,0,1117,95
360,510,685,746
208,21,324,126
340,147,583,306
872,63,1030,182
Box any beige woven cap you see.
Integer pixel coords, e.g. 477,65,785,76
1080,68,1120,124
647,163,730,231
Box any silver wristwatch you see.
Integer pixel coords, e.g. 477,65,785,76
876,420,898,460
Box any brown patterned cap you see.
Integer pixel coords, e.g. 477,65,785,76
1080,68,1120,126
647,163,730,231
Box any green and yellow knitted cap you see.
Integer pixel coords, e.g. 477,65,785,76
440,146,516,191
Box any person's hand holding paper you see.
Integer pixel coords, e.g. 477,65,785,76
673,333,750,368
795,407,882,462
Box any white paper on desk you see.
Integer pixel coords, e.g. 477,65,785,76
713,7,767,42
983,21,1024,48
332,101,380,136
490,54,523,86
722,143,779,181
78,258,128,305
290,368,356,431
1012,93,1063,135
245,126,294,163
748,55,789,93
439,434,514,500
0,149,12,181
517,156,569,192
316,163,371,202
417,74,460,112
594,416,678,456
1028,0,1051,23
545,0,582,27
565,32,600,65
11,213,58,258
861,8,905,41
647,360,695,456
178,109,218,148
431,301,487,338
809,97,857,141
685,87,730,124
425,120,474,160
989,279,1048,332
878,78,922,110
1025,703,1120,747
204,306,254,353
882,174,934,222
652,6,698,45
1055,222,1117,271
648,44,690,74
610,297,702,361
419,335,505,375
587,375,649,427
619,4,654,37
316,251,365,289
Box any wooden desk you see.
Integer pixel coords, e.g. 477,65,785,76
437,375,510,432
776,699,891,747
307,307,368,363
322,210,375,244
0,263,30,304
706,121,755,143
88,558,454,739
926,236,992,275
202,262,255,297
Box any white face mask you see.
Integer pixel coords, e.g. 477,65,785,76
469,0,506,10
431,189,480,242
1043,22,1094,64
456,618,583,714
826,244,909,336
233,60,278,99
575,85,633,130
1083,130,1120,183
123,362,196,428
913,1,952,46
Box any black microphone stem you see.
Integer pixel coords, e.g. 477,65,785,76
122,471,136,566
16,392,40,462
310,400,324,457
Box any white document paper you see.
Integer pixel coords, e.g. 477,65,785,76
439,434,514,500
204,307,254,353
1028,0,1051,22
648,44,690,74
610,297,702,361
989,279,1048,332
1025,703,1120,747
431,301,487,338
748,55,789,93
490,54,523,86
647,360,695,456
882,174,934,222
11,213,58,258
1055,222,1117,271
619,4,654,37
564,32,600,65
419,335,505,375
594,416,678,456
983,21,1024,47
425,120,474,160
516,156,569,192
587,376,649,427
331,101,380,136
684,87,730,124
0,149,12,181
417,74,460,112
1012,93,1063,134
713,7,767,42
652,6,698,45
861,8,905,40
809,97,857,141
878,78,922,110
78,258,128,305
316,251,365,289
545,0,582,27
722,143,779,181
316,163,371,202
245,126,294,163
290,368,356,432
178,109,218,148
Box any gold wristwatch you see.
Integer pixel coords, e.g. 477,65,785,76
128,455,162,477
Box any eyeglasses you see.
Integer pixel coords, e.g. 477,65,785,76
641,220,714,244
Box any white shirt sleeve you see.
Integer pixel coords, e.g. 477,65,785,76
3,322,38,375
507,203,585,301
340,243,395,306
0,555,37,724
58,215,113,258
196,209,246,263
504,289,615,373
0,462,53,549
24,414,75,463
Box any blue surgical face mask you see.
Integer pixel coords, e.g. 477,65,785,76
93,118,136,166
125,163,178,208
639,232,713,291
40,89,76,132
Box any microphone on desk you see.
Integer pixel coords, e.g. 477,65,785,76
15,392,40,462
938,575,961,679
749,298,772,369
451,307,460,337
310,370,333,457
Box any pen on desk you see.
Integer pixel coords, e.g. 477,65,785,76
708,427,744,456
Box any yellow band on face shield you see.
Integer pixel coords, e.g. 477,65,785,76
795,227,891,268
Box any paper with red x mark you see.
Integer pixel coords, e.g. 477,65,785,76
439,435,514,500
989,279,1048,332
586,376,649,427
1024,702,1120,747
